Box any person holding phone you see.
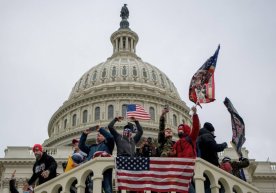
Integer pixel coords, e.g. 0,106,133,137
108,116,143,157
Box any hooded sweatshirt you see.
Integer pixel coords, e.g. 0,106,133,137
173,113,200,158
28,152,57,185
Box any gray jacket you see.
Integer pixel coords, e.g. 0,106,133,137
108,118,143,156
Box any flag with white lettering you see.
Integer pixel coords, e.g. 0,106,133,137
115,157,195,192
224,97,246,157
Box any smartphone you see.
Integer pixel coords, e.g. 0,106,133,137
87,125,99,132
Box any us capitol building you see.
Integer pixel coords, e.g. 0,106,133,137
0,5,275,193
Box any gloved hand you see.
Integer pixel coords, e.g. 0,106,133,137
239,157,245,161
222,142,228,149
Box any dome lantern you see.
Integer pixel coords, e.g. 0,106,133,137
110,4,139,58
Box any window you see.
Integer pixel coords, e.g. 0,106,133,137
152,70,156,81
108,105,114,120
133,66,137,76
112,66,116,76
122,66,127,76
122,104,127,117
64,119,67,129
142,68,147,78
102,68,107,78
82,110,88,123
72,114,77,126
173,114,177,127
95,107,100,121
92,71,97,81
149,107,155,121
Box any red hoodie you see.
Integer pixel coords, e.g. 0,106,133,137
173,114,200,158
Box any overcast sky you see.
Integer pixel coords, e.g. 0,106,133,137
0,0,275,161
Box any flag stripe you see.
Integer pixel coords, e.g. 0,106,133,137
126,104,151,120
117,170,193,179
116,157,194,193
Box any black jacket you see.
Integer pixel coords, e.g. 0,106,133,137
197,128,227,166
28,152,57,185
9,179,19,193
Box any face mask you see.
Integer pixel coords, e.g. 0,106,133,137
35,153,41,160
178,132,184,138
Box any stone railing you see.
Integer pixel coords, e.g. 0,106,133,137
34,157,259,193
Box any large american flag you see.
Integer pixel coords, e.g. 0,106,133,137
126,104,151,120
115,157,195,193
189,45,220,105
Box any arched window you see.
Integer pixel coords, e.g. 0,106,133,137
143,68,147,78
108,105,114,120
95,107,100,121
122,104,127,117
72,114,77,126
152,70,156,81
173,114,177,127
64,119,67,129
122,66,127,76
82,110,88,123
92,71,97,81
112,66,116,76
149,107,155,121
133,66,137,76
102,68,107,78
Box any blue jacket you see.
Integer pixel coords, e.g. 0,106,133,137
79,128,114,161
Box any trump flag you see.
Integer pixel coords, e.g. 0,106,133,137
115,157,195,193
224,97,246,157
126,104,151,120
189,45,220,105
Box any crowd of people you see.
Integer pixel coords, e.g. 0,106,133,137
9,105,250,193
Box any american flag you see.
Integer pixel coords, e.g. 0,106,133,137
189,45,220,105
126,104,151,120
224,97,246,157
115,157,195,193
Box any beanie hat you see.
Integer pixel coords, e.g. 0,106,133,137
204,122,215,132
124,122,135,132
222,156,231,163
72,139,79,145
32,144,43,152
177,124,191,135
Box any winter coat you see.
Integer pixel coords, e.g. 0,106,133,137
108,118,143,157
9,179,19,193
28,152,57,185
197,128,227,166
157,115,175,157
173,114,200,158
79,127,114,161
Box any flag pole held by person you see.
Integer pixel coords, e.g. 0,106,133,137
189,45,220,107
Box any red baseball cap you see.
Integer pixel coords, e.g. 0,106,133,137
32,144,43,152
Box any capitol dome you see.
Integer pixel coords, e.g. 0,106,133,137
43,6,191,148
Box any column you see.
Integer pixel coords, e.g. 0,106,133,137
92,175,103,193
194,177,205,193
126,37,129,51
76,184,85,193
120,37,123,50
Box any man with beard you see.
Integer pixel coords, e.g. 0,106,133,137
27,144,57,188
